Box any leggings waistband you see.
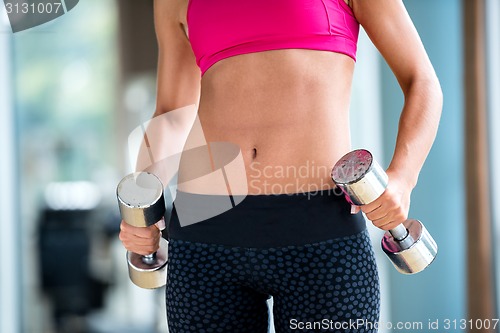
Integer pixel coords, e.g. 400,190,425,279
168,189,366,248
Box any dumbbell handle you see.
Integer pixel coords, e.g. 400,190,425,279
390,224,410,241
142,252,156,265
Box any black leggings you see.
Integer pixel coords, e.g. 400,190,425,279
166,190,380,332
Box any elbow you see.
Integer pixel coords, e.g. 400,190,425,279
153,106,168,117
404,72,443,113
430,76,443,119
430,74,444,109
427,76,443,121
153,100,199,118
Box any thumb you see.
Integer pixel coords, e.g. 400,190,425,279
154,217,166,231
350,205,361,214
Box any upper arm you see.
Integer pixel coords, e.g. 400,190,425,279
154,0,200,115
352,0,440,94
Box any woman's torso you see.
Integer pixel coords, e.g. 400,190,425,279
176,0,357,195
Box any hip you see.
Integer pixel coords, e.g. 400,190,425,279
167,188,366,248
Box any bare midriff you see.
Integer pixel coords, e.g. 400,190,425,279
177,49,355,195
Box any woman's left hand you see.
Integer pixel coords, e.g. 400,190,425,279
360,169,414,231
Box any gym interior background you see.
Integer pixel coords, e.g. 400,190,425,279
1,0,499,332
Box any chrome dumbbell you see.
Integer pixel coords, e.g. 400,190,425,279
117,172,168,288
331,149,438,274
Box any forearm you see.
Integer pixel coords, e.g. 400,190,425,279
135,104,199,185
388,76,443,188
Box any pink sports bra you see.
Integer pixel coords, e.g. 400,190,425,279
186,0,360,75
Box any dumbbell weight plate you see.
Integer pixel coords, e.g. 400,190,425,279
117,172,165,228
331,149,389,205
127,237,168,289
381,219,438,274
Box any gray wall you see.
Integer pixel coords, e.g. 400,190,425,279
380,0,466,326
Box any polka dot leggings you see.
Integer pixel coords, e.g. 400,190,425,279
166,230,380,332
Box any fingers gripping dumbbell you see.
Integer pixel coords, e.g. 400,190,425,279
331,149,438,274
117,172,168,288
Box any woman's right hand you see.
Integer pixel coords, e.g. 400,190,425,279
119,221,162,256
